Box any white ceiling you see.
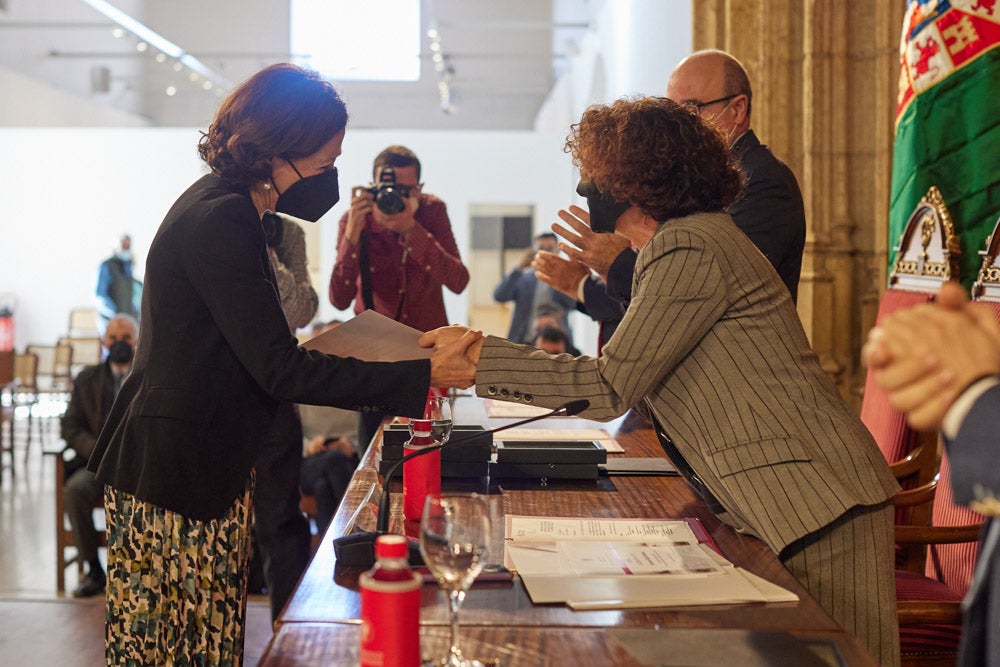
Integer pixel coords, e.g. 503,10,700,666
0,0,592,130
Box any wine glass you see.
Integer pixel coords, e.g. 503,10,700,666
425,394,454,445
419,493,491,667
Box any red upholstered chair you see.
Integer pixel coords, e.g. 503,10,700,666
894,443,986,666
862,186,960,473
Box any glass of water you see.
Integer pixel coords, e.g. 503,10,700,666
419,493,490,666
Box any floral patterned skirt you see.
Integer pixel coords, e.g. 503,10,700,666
103,477,254,667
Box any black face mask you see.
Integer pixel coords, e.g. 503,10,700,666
274,161,340,222
107,340,134,365
576,181,630,234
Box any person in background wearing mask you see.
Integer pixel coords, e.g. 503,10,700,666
493,232,576,345
60,313,138,598
95,234,142,335
86,64,479,664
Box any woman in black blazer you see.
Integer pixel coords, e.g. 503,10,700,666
88,63,480,665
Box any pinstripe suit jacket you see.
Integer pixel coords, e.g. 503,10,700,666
477,211,899,554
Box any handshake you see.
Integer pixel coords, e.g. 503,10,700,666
420,326,485,390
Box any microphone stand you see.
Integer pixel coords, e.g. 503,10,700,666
332,399,590,568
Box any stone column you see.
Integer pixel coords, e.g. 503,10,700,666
692,0,904,408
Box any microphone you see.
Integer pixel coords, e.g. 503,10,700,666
332,399,590,569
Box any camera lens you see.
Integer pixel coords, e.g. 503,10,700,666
375,187,406,214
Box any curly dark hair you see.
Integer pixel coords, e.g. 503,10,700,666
197,63,348,190
565,96,744,221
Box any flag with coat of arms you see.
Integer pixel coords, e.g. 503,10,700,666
889,0,1000,287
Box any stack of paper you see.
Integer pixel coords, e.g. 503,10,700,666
504,515,797,610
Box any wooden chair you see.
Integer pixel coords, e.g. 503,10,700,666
893,448,985,666
58,336,102,376
862,185,958,464
67,307,100,339
2,352,39,479
24,343,72,453
52,449,107,593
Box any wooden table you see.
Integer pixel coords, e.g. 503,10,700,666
263,398,877,666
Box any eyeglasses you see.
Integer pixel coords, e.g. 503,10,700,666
683,93,739,113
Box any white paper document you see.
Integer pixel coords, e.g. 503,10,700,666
557,541,724,576
301,310,431,362
503,515,798,609
485,400,552,418
505,516,699,543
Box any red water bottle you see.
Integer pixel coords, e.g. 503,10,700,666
359,535,422,667
403,418,441,522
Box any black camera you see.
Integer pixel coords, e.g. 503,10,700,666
364,167,409,215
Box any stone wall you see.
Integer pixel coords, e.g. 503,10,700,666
692,0,906,408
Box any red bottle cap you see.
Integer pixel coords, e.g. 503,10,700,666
375,534,409,559
412,419,432,435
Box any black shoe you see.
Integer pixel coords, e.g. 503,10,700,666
71,572,106,598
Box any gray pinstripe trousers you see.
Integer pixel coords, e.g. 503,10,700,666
781,502,900,667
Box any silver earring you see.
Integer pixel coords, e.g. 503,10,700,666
263,182,272,190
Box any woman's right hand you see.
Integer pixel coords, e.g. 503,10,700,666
422,326,484,389
345,186,374,245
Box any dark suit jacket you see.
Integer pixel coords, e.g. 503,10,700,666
602,129,806,310
492,268,576,344
60,361,116,477
478,211,897,554
89,174,430,521
948,385,1000,667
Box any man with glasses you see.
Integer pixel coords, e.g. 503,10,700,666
329,145,469,447
534,49,805,325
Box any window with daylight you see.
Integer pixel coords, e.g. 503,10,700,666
291,0,421,81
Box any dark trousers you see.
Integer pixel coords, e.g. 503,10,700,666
253,402,311,622
64,467,103,573
299,450,357,536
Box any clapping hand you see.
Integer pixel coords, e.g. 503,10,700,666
552,205,632,280
532,251,588,299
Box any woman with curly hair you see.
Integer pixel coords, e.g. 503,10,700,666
422,97,900,666
88,63,481,665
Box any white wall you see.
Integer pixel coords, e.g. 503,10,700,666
0,127,578,351
536,0,692,131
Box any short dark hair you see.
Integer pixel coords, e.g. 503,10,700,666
535,232,557,243
373,145,421,181
535,326,570,347
197,63,348,190
565,96,743,221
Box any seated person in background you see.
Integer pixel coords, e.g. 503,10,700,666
59,313,138,598
533,326,572,355
531,303,581,355
493,232,576,345
299,400,359,535
423,96,899,666
863,281,1000,667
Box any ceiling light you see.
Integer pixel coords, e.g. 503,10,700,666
155,53,167,63
136,42,148,52
165,86,177,96
111,27,124,39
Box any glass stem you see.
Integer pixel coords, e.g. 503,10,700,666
448,588,466,663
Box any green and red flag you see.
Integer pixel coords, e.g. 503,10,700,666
890,0,1000,287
